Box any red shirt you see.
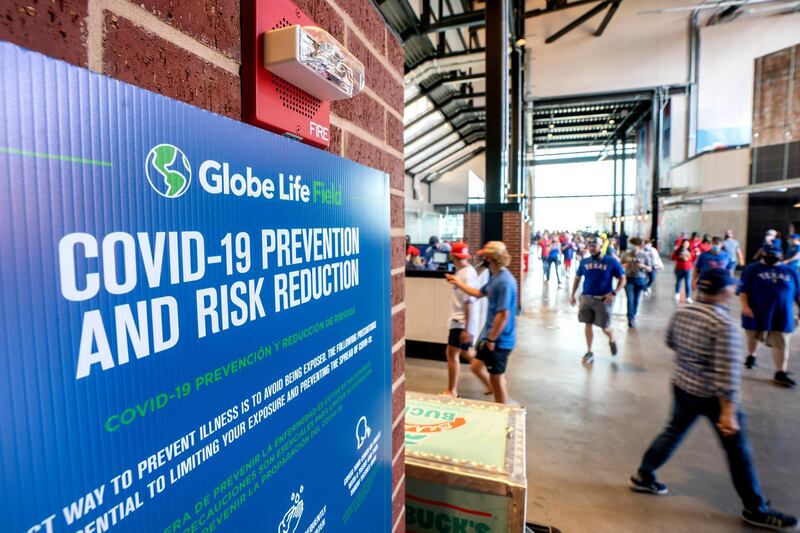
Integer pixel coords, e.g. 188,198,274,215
538,239,550,258
672,247,695,271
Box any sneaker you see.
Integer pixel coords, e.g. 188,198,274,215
686,297,693,303
674,293,680,302
742,508,798,530
774,371,797,388
628,319,636,329
582,352,594,364
609,340,618,356
745,355,757,369
629,475,668,495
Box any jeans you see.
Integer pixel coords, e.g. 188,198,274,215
675,269,691,298
647,269,657,288
638,386,767,513
625,277,647,321
545,258,560,282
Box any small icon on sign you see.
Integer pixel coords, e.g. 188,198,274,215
278,485,304,533
355,416,371,450
145,144,191,198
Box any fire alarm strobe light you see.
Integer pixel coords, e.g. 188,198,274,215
263,26,365,101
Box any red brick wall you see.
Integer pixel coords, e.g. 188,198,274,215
1,1,406,530
503,211,524,299
753,44,800,147
463,211,483,254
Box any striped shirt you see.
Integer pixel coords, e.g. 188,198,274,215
665,301,742,404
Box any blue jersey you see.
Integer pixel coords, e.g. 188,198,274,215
562,242,575,260
480,268,518,350
786,243,800,270
577,254,625,296
738,262,800,332
695,251,731,275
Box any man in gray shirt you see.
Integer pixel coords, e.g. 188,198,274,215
621,237,652,328
723,229,745,274
630,268,797,531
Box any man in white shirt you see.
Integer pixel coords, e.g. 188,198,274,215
442,242,492,397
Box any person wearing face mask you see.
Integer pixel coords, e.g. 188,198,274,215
570,237,626,363
630,268,798,531
446,241,517,404
738,244,800,387
693,236,731,292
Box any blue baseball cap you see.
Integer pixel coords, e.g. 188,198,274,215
762,242,783,255
790,234,800,239
697,268,738,294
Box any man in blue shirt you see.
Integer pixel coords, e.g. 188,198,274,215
785,234,800,271
693,236,731,290
447,241,517,404
570,237,627,364
739,244,800,387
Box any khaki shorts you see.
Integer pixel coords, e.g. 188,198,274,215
578,295,612,329
746,330,791,350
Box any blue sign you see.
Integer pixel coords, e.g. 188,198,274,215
0,42,392,533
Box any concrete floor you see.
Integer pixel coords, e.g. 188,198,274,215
405,259,800,533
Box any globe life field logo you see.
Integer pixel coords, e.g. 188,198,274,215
145,144,192,198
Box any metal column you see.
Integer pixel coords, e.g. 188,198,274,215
612,141,617,233
620,137,626,236
650,93,662,243
483,0,510,241
509,46,523,203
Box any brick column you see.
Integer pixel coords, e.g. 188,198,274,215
463,210,483,251
2,0,407,530
502,211,524,296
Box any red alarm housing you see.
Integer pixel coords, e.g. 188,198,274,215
242,0,331,149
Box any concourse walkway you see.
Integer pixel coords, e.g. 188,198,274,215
405,258,800,532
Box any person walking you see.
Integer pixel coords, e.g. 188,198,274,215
643,239,663,295
629,268,798,531
785,234,800,272
570,237,626,363
672,239,695,303
561,233,576,280
723,229,745,274
545,240,561,285
446,241,517,404
440,242,493,398
739,243,800,387
537,232,551,279
622,237,652,328
693,236,731,290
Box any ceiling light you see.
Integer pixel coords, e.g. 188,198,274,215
609,119,615,125
601,129,608,134
549,123,555,129
793,201,800,208
547,133,553,138
778,187,788,192
730,194,739,198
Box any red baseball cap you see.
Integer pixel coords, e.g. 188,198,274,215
450,242,471,259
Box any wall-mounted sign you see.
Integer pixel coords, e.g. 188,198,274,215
0,42,391,533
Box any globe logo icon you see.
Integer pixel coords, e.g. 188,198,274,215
145,144,191,198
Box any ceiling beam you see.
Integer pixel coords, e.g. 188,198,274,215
423,146,486,183
405,92,485,129
545,1,611,44
594,0,621,37
405,0,607,40
405,107,486,146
